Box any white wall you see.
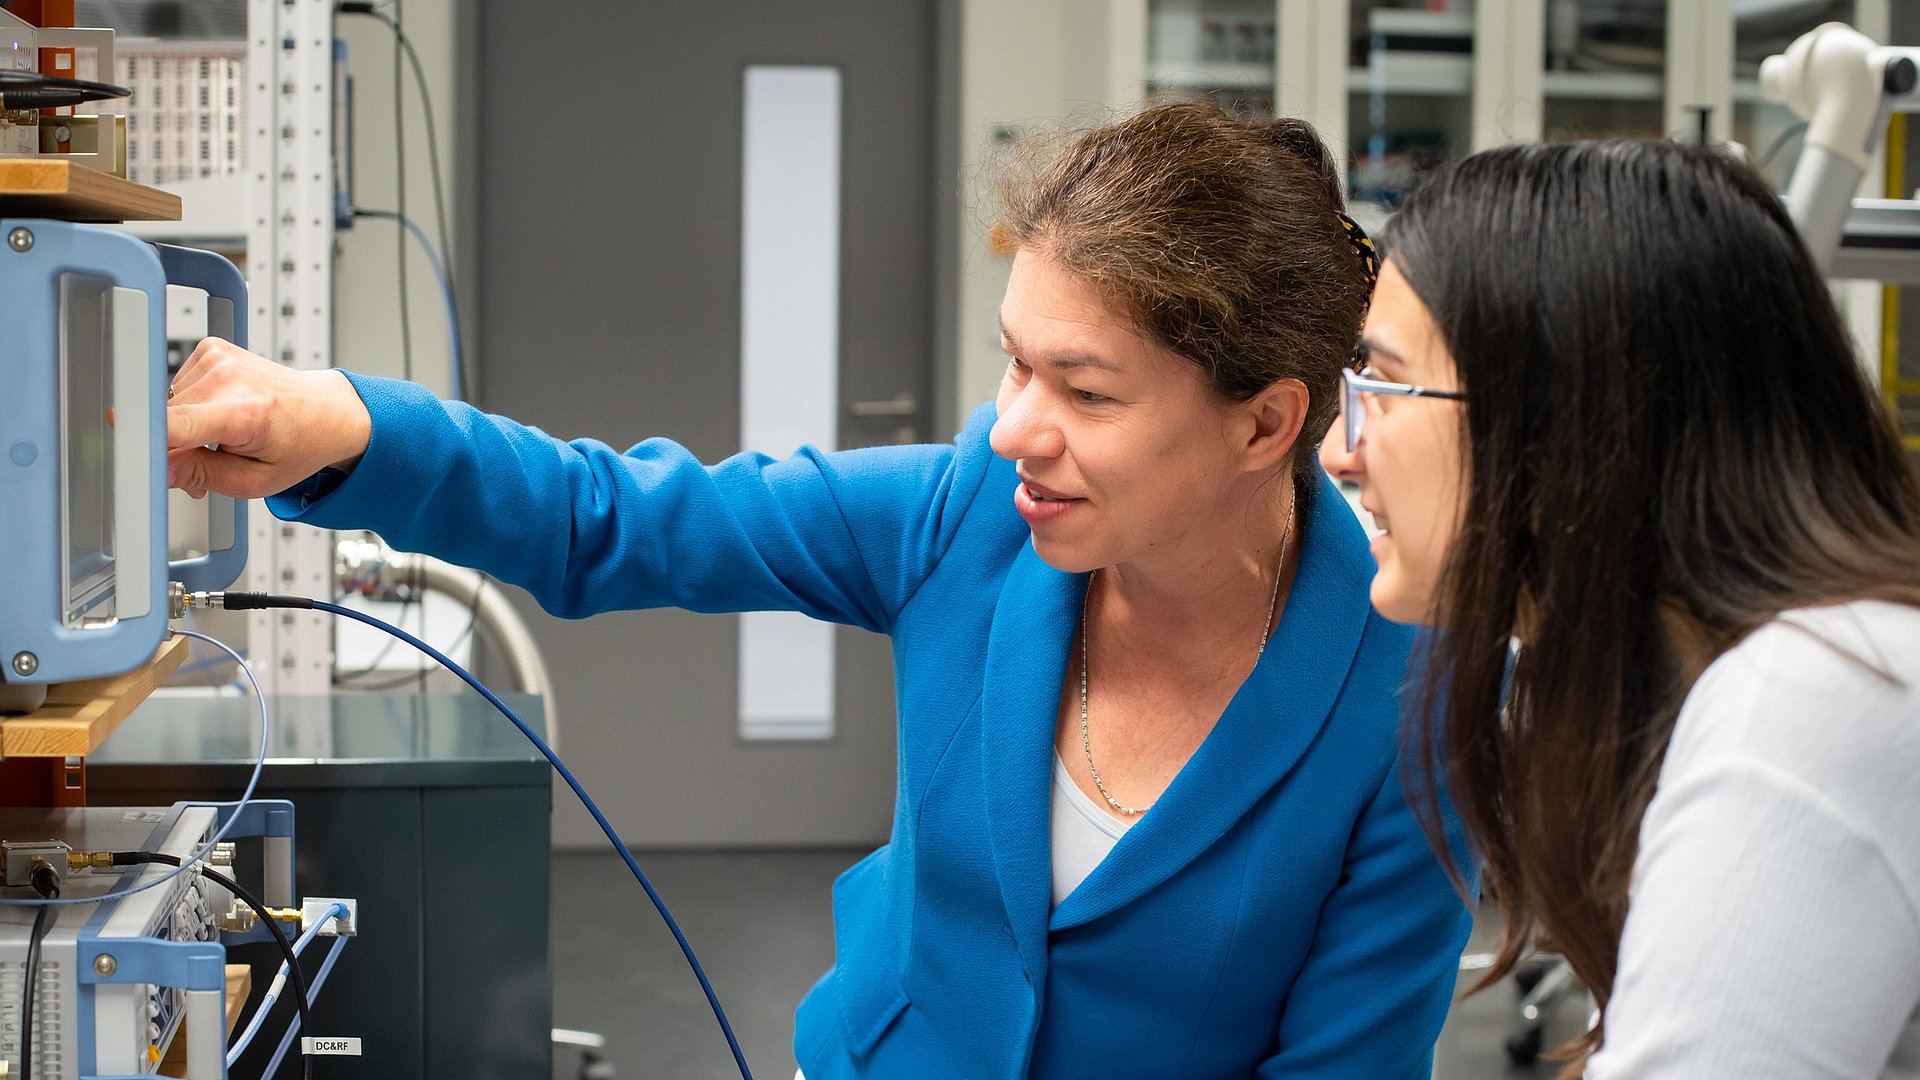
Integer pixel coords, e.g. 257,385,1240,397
343,0,1167,437
331,0,463,397
949,0,1144,431
323,2,475,683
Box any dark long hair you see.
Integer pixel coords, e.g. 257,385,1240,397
1388,139,1920,1070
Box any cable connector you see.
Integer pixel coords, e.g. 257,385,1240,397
5,841,71,891
215,903,302,933
184,591,316,611
336,1,377,12
302,897,358,936
29,863,60,899
215,904,253,933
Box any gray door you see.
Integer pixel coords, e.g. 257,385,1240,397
474,0,938,847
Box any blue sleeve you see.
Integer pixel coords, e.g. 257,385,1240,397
269,373,998,629
1258,748,1475,1079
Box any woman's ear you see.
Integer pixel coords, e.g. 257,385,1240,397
1235,378,1310,473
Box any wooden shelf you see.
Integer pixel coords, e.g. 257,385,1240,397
1,636,190,758
0,159,182,222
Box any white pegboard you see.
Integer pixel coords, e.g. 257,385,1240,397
106,42,249,187
243,0,338,697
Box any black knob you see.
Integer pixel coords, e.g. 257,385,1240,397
1886,56,1918,97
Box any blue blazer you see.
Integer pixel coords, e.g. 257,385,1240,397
275,376,1471,1079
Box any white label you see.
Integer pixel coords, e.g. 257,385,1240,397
301,1037,362,1056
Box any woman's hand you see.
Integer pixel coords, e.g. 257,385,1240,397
165,337,373,499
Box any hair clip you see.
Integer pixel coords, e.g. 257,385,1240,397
1336,211,1380,290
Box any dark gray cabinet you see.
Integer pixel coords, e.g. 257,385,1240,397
89,693,552,1080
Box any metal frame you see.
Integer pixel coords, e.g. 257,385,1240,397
1667,0,1734,143
1472,0,1544,148
1275,0,1347,169
245,0,336,697
1834,1,1891,385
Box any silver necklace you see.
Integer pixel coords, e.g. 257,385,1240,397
1078,493,1297,816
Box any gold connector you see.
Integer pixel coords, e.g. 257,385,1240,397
215,904,301,934
67,850,115,871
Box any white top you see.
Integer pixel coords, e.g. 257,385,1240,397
1587,601,1920,1080
1051,752,1136,907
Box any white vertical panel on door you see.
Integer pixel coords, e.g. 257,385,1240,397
739,65,842,740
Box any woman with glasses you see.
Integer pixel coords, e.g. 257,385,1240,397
1322,138,1920,1078
167,100,1471,1078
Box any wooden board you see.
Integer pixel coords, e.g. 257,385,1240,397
0,636,189,757
0,159,182,222
157,964,254,1077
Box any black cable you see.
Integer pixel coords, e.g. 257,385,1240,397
341,0,416,384
329,574,413,686
19,865,59,1080
335,0,480,693
119,853,315,1080
336,4,453,289
391,0,412,389
330,587,411,684
0,69,130,109
193,590,758,1078
331,626,408,685
428,566,486,697
325,536,418,688
1755,119,1809,173
212,593,316,610
335,571,485,692
339,653,462,693
337,1,466,400
332,599,480,689
21,905,53,1078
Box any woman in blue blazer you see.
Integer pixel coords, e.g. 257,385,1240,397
168,100,1470,1078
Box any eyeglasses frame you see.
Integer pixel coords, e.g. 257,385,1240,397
1339,366,1466,453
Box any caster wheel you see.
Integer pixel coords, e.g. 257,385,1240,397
1506,1027,1543,1068
1514,962,1548,996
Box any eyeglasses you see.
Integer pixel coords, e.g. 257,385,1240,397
1339,366,1465,453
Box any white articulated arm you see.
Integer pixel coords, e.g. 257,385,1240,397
334,533,560,747
1761,22,1920,271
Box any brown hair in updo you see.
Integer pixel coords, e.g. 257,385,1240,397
994,98,1371,486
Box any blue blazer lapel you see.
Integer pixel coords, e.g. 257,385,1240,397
980,542,1082,979
1051,474,1380,931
